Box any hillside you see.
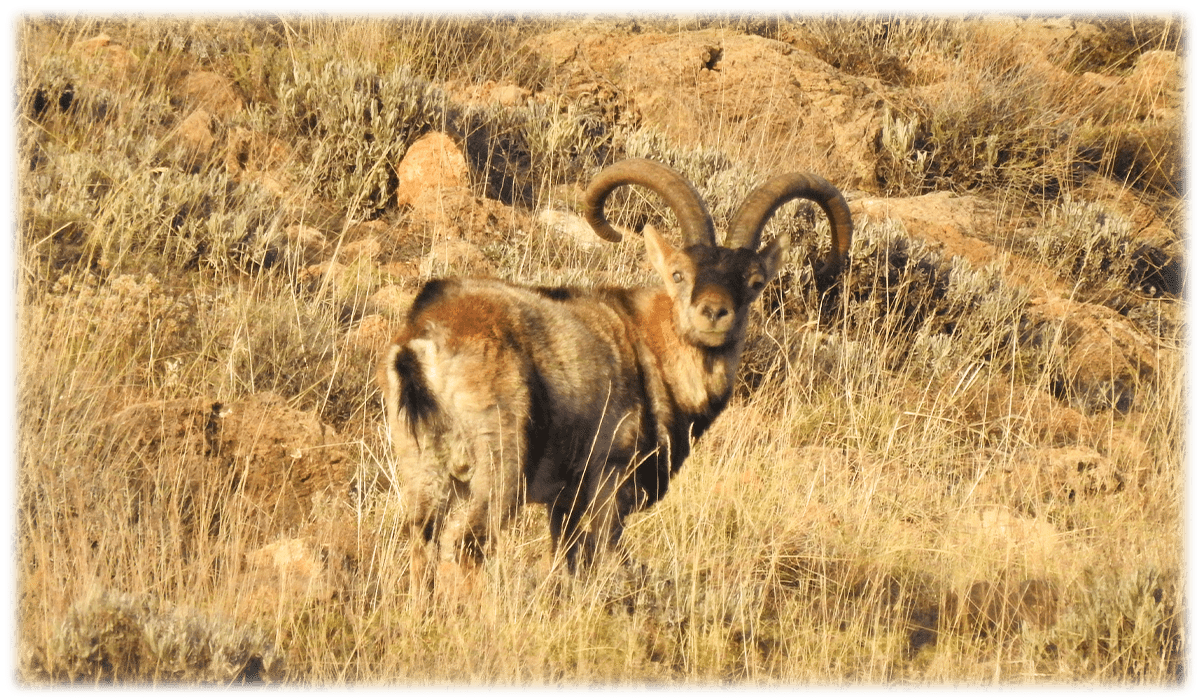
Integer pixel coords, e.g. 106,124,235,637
16,16,1184,684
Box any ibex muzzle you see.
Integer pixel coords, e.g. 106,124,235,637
382,158,852,580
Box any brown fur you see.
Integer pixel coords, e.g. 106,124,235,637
380,160,852,580
383,227,783,575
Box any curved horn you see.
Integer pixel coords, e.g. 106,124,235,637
583,158,717,247
727,173,853,286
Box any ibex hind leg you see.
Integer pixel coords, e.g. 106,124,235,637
393,430,449,602
434,423,524,594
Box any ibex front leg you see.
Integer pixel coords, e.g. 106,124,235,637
550,462,635,572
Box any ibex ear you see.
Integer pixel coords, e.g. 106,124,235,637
643,224,679,282
759,234,790,280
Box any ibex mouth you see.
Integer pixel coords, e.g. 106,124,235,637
693,328,735,348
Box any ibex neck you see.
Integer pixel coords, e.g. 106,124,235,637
630,289,740,419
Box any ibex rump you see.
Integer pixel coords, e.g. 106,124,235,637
382,158,852,579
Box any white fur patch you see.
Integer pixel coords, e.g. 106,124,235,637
408,337,440,392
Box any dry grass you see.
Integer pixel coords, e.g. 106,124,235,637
15,16,1184,686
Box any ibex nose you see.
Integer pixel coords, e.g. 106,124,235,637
700,302,730,324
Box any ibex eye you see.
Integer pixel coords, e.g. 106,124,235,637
747,276,765,292
672,272,684,284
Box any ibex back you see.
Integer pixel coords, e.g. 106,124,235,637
381,159,852,579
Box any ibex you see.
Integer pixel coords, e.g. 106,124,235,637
382,158,852,579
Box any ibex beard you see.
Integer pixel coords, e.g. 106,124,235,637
380,159,851,590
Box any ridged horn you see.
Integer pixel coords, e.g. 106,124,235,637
727,173,853,287
583,158,717,247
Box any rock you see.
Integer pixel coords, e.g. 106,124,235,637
179,70,243,119
347,313,392,354
398,194,524,248
238,508,373,617
299,260,376,298
394,132,524,243
490,83,529,107
284,223,327,261
409,187,478,236
1022,297,1159,413
343,218,392,240
70,33,139,87
245,537,351,607
536,209,604,251
170,108,216,166
368,284,416,318
442,80,532,108
950,506,1061,570
106,393,351,542
381,260,421,280
337,236,381,262
421,239,492,277
225,127,293,195
395,132,472,211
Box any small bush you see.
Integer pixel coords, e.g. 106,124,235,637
25,589,283,685
277,61,448,219
876,70,1067,198
385,16,553,88
1030,199,1179,297
1065,17,1183,74
801,16,964,87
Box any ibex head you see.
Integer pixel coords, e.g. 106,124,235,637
642,225,786,348
583,158,853,349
